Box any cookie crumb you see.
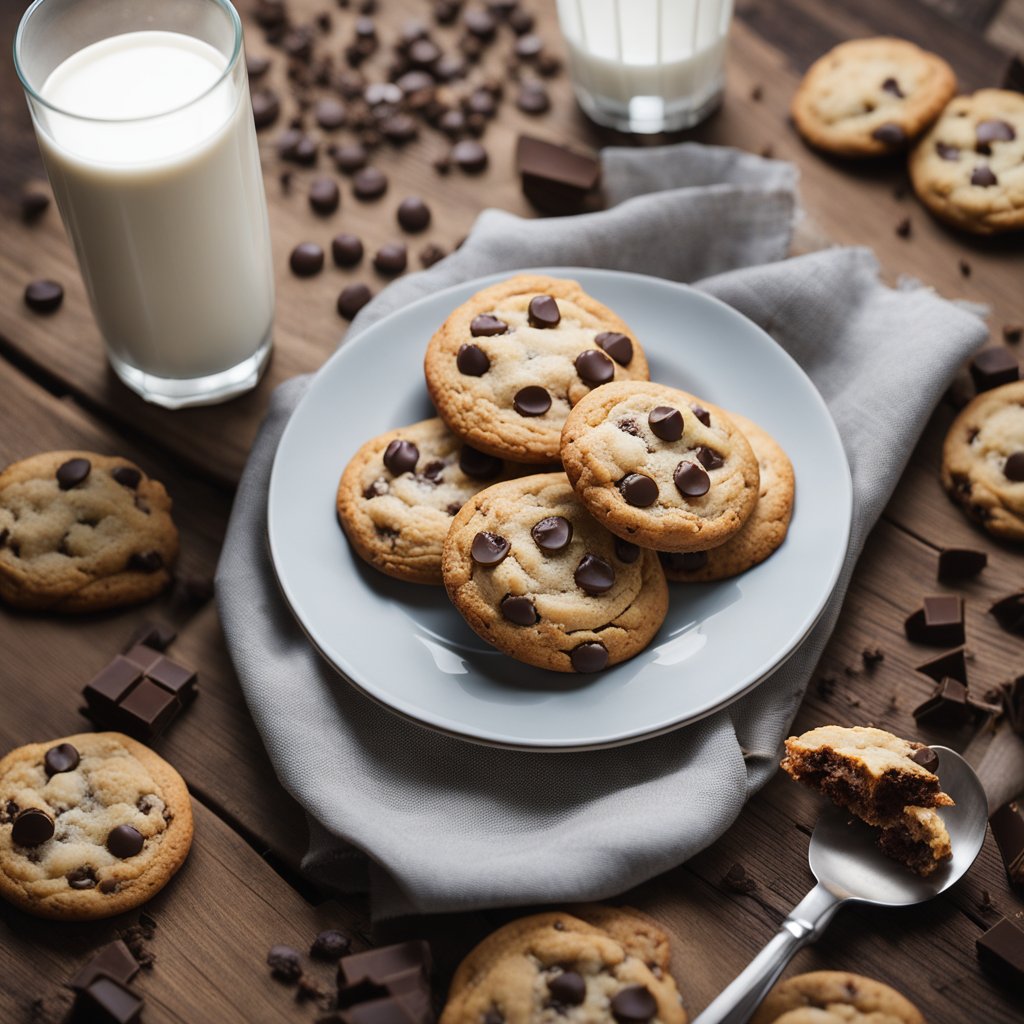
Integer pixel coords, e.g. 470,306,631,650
750,84,763,101
862,648,884,671
1004,324,1022,344
895,216,911,238
958,258,971,278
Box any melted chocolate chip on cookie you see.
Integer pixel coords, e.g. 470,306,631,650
527,294,560,329
459,445,503,480
575,349,615,386
971,166,998,187
674,460,711,497
384,439,419,475
44,743,80,777
595,331,633,366
532,516,572,552
472,531,510,566
695,445,724,470
571,641,608,673
457,343,491,376
513,385,551,417
112,466,142,489
107,825,145,858
11,808,54,847
619,473,659,507
648,406,683,441
690,403,711,427
56,457,91,490
575,553,615,595
500,594,538,625
470,314,508,337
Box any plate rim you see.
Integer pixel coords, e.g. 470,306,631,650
267,266,853,751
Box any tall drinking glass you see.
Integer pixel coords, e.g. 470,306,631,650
15,0,274,409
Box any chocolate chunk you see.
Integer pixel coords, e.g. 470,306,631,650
439,109,466,136
977,917,1024,988
144,656,197,699
595,332,633,366
959,258,972,278
513,385,551,416
316,97,348,130
936,141,960,160
674,460,710,498
353,167,388,200
251,88,280,129
382,114,419,145
84,656,144,714
332,234,364,267
463,8,496,38
268,945,303,982
649,406,683,442
471,531,510,566
1006,452,1024,481
127,551,163,573
619,473,659,508
904,595,964,647
364,82,402,106
337,941,432,988
20,189,50,223
881,77,904,97
107,825,145,858
67,866,97,889
56,457,91,490
334,142,369,174
397,70,434,95
310,177,341,215
916,648,968,686
527,295,560,329
459,445,502,480
69,940,140,992
695,446,724,470
384,440,419,476
910,746,939,772
1004,54,1024,93
610,985,657,1024
451,139,488,173
311,930,352,961
78,977,144,1024
118,680,181,739
516,81,550,114
871,122,906,146
509,8,535,33
570,642,608,673
471,314,508,337
24,279,64,314
659,550,709,573
501,594,538,625
373,243,408,276
466,89,497,118
913,677,971,728
937,547,987,582
515,135,600,215
397,197,431,233
11,808,54,846
111,466,142,489
548,970,585,1006
575,348,614,385
575,553,615,595
971,166,998,187
44,742,80,777
895,216,911,239
614,537,640,563
532,516,573,553
990,592,1024,635
690,403,711,427
419,243,447,269
976,119,1016,150
290,242,325,277
990,800,1024,890
457,344,491,376
338,283,374,320
970,347,1019,392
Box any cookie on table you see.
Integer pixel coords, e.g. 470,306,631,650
560,382,760,554
0,451,178,612
750,971,924,1024
660,413,794,582
0,732,193,920
909,89,1024,234
424,274,650,464
791,37,955,156
940,380,1024,543
440,911,687,1024
442,474,668,673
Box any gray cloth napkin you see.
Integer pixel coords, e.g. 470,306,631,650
216,142,987,919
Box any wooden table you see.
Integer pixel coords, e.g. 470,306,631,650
1,1,1023,1021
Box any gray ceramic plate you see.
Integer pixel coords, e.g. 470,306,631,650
267,267,852,750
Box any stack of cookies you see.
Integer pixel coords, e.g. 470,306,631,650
336,274,795,674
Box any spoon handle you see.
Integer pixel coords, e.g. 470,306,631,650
693,883,843,1024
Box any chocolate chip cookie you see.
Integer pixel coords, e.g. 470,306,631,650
440,911,687,1024
791,37,956,156
0,732,193,920
660,414,794,581
560,383,760,554
940,380,1024,542
910,88,1024,234
442,474,668,673
751,971,924,1024
337,417,533,585
424,275,650,464
0,451,178,612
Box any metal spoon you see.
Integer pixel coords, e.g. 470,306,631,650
694,746,988,1024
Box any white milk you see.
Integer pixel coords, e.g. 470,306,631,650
36,31,273,381
557,0,733,132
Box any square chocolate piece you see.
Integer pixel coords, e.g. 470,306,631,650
76,976,144,1024
123,643,164,674
84,657,143,713
937,547,986,583
977,917,1024,988
68,940,139,992
904,595,964,647
516,134,601,215
146,656,198,700
912,677,972,729
915,648,968,686
990,800,1024,890
118,679,181,740
970,347,1020,393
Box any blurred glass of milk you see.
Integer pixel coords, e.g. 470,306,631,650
556,0,734,133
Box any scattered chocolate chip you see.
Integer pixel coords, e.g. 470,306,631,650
267,945,303,983
311,929,352,961
610,985,657,1024
881,77,904,98
575,553,615,595
19,189,49,223
513,385,551,416
128,551,163,573
56,457,91,490
509,7,534,33
913,677,971,729
251,88,281,129
1006,452,1024,482
384,439,419,476
528,294,560,328
463,8,497,39
905,595,964,647
619,473,659,508
44,743,80,777
397,196,431,232
338,283,373,320
990,592,1024,636
501,594,538,625
690,403,711,427
107,825,144,858
515,34,544,60
309,177,341,215
373,242,408,275
12,808,54,846
353,166,388,200
457,343,491,376
959,257,972,278
459,445,502,480
516,80,550,114
936,141,960,160
470,314,507,337
648,406,683,442
67,866,97,889
24,279,64,314
471,531,510,566
861,647,884,671
674,460,710,498
111,466,142,489
332,233,364,267
938,547,987,582
419,242,447,268
439,109,467,136
895,216,911,238
1004,324,1023,344
548,970,586,1006
315,97,347,131
333,141,369,174
575,348,614,386
571,641,608,673
532,516,572,552
871,122,906,146
397,70,434,95
614,537,640,563
382,113,419,144
290,242,325,277
451,139,489,172
971,166,998,187
911,746,939,773
659,550,708,573
970,347,1019,392
695,446,724,470
246,53,270,79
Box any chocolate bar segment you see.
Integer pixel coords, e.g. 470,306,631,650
338,941,432,988
84,657,144,714
76,976,144,1023
990,592,1024,636
915,648,968,686
516,134,601,215
118,680,181,741
937,547,986,582
990,800,1024,891
977,917,1024,988
904,595,964,647
68,940,140,992
912,677,972,728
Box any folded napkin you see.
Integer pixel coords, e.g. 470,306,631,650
216,142,987,918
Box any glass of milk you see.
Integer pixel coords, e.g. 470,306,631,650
556,0,734,134
15,0,274,409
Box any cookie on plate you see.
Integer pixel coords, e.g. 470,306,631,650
440,910,687,1024
0,451,178,612
0,732,193,920
442,474,668,673
337,417,534,585
424,274,650,464
910,89,1024,234
791,37,955,157
660,413,794,582
940,380,1024,542
751,971,924,1024
560,382,760,553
